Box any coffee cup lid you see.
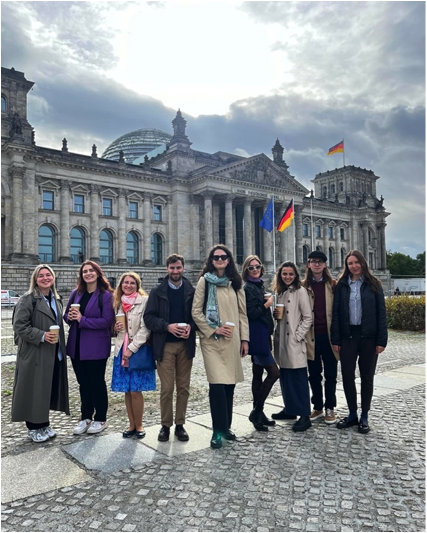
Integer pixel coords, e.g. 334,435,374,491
225,322,235,326
50,325,60,329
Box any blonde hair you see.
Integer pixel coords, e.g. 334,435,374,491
28,264,60,299
113,272,147,310
241,254,265,281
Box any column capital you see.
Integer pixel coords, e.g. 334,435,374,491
90,184,102,194
225,194,236,203
118,188,129,198
200,190,215,200
144,193,153,202
61,180,72,191
243,197,253,206
8,164,26,180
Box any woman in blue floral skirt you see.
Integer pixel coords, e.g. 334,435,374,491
111,272,155,438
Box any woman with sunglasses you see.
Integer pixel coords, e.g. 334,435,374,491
192,244,249,449
242,255,279,431
272,261,313,432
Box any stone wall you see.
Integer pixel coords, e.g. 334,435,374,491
1,264,202,300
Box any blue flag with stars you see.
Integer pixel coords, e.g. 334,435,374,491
259,197,274,232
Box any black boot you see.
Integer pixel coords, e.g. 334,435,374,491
249,404,268,432
261,411,276,427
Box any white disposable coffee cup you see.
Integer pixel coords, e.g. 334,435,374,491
275,304,285,320
116,313,126,326
70,303,80,309
49,325,60,343
264,293,272,300
178,323,188,327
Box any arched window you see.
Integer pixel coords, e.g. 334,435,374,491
100,229,113,264
341,248,346,266
151,233,163,265
329,247,334,268
70,227,85,263
316,245,323,252
302,245,309,264
331,184,335,194
340,182,344,192
1,96,6,112
38,224,56,262
127,231,139,265
322,185,327,198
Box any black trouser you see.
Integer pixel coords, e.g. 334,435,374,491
71,357,108,421
280,368,311,417
209,384,235,434
252,362,280,407
307,333,338,410
340,327,378,413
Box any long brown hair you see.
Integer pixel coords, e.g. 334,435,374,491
76,260,113,294
199,244,242,291
302,263,333,289
113,272,147,310
338,250,381,292
271,261,301,295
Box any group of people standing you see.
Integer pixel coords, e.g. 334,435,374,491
11,245,387,448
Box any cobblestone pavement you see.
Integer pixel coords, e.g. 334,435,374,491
1,329,425,532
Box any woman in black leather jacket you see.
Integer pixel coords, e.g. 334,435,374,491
242,255,279,431
331,250,387,434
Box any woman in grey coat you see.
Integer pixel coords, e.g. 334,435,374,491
12,265,70,443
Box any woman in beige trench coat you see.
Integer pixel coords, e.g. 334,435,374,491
272,261,313,432
12,265,70,443
192,244,249,449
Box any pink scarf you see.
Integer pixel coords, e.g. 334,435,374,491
120,292,138,367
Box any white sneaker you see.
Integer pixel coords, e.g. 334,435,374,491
27,429,49,443
73,419,92,435
87,421,107,434
42,426,57,438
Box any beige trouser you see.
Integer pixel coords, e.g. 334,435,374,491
156,342,193,427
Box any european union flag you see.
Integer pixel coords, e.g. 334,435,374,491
259,197,274,232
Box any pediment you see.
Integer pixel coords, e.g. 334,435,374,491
37,178,60,190
128,192,143,201
208,154,308,194
101,188,118,197
152,195,167,204
70,184,90,194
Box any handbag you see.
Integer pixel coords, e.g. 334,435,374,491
248,319,272,359
128,343,156,371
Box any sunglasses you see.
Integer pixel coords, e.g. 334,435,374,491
212,254,229,262
248,265,262,271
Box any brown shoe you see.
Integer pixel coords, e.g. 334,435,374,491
325,409,336,425
309,409,324,421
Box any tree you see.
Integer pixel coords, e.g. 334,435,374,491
387,251,416,276
415,252,425,276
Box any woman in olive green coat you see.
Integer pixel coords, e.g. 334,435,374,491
12,265,70,443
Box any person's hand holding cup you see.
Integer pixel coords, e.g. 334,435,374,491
177,323,190,339
69,303,80,321
46,325,60,344
115,313,126,332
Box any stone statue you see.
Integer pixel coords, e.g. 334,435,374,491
10,113,23,135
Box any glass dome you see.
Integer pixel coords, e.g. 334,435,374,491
102,128,172,164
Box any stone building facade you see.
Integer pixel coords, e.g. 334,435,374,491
1,67,390,293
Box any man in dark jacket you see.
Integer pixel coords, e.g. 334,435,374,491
144,254,196,442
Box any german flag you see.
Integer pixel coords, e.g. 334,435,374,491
327,140,344,155
277,199,293,232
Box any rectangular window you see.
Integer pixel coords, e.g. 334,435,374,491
303,223,308,237
129,201,138,219
315,225,321,238
74,194,84,213
42,191,54,210
328,227,333,238
103,198,112,216
153,205,162,221
340,228,345,240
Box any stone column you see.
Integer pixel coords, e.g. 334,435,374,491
294,204,303,266
190,195,201,265
59,180,72,263
323,220,329,261
202,192,214,253
225,195,234,249
9,164,25,261
244,198,252,257
117,189,128,264
262,199,273,268
362,223,369,259
22,163,39,260
143,193,153,265
334,223,341,269
89,184,100,261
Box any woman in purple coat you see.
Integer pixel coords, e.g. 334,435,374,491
65,260,115,435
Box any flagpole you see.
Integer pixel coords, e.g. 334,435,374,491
293,197,296,264
272,196,276,274
343,138,345,167
310,190,314,251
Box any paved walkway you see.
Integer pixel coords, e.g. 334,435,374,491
1,330,425,532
